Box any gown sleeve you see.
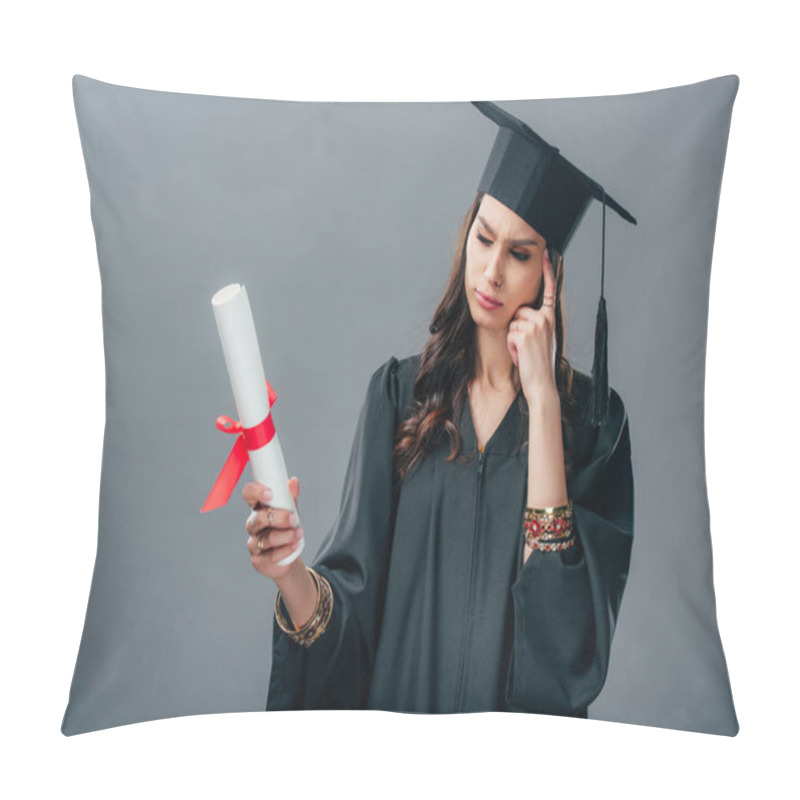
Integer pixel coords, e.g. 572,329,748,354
266,356,401,710
505,385,634,716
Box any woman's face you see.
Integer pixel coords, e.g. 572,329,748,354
464,194,547,331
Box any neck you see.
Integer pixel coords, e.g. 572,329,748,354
472,325,519,393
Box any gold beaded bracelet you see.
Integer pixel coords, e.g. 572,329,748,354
274,566,334,648
529,536,576,553
523,500,575,552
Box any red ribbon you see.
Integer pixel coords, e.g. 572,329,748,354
201,379,278,513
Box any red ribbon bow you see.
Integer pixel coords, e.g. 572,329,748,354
201,380,278,513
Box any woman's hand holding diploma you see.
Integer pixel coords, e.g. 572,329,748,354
507,249,559,407
244,477,318,629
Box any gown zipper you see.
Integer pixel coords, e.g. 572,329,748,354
455,447,485,711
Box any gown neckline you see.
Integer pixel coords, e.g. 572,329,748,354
465,388,523,455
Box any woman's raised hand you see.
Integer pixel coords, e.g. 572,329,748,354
243,477,304,580
507,248,558,404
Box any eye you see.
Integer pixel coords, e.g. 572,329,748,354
511,251,530,262
477,233,492,245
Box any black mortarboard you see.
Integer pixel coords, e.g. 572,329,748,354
471,100,637,425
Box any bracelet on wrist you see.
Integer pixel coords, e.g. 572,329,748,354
523,500,575,552
274,566,334,647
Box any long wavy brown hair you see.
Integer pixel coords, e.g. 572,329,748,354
393,191,579,482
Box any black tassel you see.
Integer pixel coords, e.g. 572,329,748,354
587,294,609,426
584,191,610,427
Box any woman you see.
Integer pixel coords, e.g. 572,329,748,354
245,102,635,716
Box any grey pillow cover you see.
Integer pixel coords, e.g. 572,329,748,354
63,74,739,736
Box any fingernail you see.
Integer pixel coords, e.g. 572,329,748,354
263,488,272,501
297,528,304,540
289,513,298,526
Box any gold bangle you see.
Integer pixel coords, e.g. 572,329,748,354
274,567,334,648
274,567,319,636
299,572,333,647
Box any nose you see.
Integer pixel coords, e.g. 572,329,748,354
484,251,503,287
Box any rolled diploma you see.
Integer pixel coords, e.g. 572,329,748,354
211,283,304,566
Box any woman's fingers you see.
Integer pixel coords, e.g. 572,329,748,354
244,479,302,509
510,298,557,388
266,541,301,565
507,250,555,368
247,527,300,556
245,505,298,535
288,476,300,507
511,305,550,333
540,251,557,319
247,533,302,564
243,481,273,509
542,248,556,301
241,479,305,578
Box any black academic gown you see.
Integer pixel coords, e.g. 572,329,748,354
267,353,634,717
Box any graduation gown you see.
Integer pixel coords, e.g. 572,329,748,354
267,353,634,716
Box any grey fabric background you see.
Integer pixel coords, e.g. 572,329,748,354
63,74,738,736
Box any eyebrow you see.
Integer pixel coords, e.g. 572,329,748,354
477,215,540,247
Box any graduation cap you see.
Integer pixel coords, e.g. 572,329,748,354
471,100,637,425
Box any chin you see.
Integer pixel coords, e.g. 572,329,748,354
473,309,507,329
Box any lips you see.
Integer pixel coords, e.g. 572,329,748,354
475,289,502,309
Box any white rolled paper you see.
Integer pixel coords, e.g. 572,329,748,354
211,283,304,566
